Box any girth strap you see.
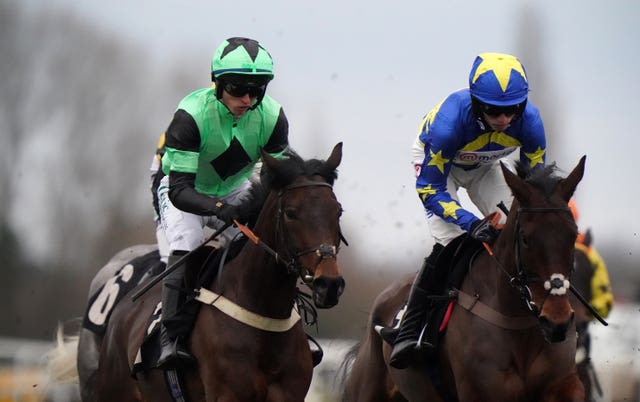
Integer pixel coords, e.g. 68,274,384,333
456,289,538,330
194,288,301,332
164,369,188,402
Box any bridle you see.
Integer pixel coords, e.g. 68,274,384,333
488,206,573,316
485,204,608,326
275,180,346,284
237,180,346,284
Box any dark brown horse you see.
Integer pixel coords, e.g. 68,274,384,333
342,157,587,402
56,143,346,402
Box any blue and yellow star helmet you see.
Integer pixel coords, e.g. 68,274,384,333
469,53,528,106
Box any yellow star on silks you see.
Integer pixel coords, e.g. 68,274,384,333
427,149,450,174
525,146,545,168
439,200,461,219
417,184,437,202
471,53,527,92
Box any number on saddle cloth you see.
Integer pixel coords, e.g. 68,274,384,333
83,250,163,335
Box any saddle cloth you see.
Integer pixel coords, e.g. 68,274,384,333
82,250,163,335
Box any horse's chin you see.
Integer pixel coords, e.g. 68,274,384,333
313,295,338,309
312,276,345,308
539,313,574,343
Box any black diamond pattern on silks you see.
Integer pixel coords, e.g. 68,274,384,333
210,137,251,180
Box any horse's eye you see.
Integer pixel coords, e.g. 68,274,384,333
519,231,529,248
338,205,344,217
284,208,298,219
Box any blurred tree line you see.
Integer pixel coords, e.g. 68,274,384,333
0,1,199,339
1,1,637,343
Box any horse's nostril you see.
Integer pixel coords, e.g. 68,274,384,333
313,277,329,292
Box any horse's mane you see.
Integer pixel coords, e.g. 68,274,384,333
515,161,563,198
241,148,339,226
262,149,339,189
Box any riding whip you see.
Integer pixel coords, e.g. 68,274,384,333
234,219,282,263
130,221,232,302
569,285,609,326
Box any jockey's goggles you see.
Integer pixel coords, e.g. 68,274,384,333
223,82,266,98
480,101,525,117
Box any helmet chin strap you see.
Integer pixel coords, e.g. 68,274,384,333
249,85,268,110
213,78,224,100
470,97,490,130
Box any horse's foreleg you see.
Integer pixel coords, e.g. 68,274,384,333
576,360,594,402
543,373,585,402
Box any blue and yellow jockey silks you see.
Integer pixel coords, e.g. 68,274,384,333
469,53,528,106
414,89,546,231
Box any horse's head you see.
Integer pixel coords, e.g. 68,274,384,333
259,143,346,308
500,156,586,342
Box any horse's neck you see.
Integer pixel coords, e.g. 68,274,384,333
482,225,529,315
214,223,299,319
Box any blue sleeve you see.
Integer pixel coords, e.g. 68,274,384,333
415,97,480,232
518,104,546,169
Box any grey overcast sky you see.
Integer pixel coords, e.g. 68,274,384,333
17,0,640,269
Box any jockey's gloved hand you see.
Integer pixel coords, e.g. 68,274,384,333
469,218,499,243
211,199,242,226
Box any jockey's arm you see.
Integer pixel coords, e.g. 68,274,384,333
414,121,479,232
163,110,220,216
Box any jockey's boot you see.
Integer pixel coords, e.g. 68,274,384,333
389,244,444,369
157,251,196,369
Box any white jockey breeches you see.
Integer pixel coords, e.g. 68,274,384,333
157,175,252,253
427,159,515,246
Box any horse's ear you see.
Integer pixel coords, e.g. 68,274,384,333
325,142,343,171
558,155,586,202
501,161,529,202
584,227,593,247
260,148,285,176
